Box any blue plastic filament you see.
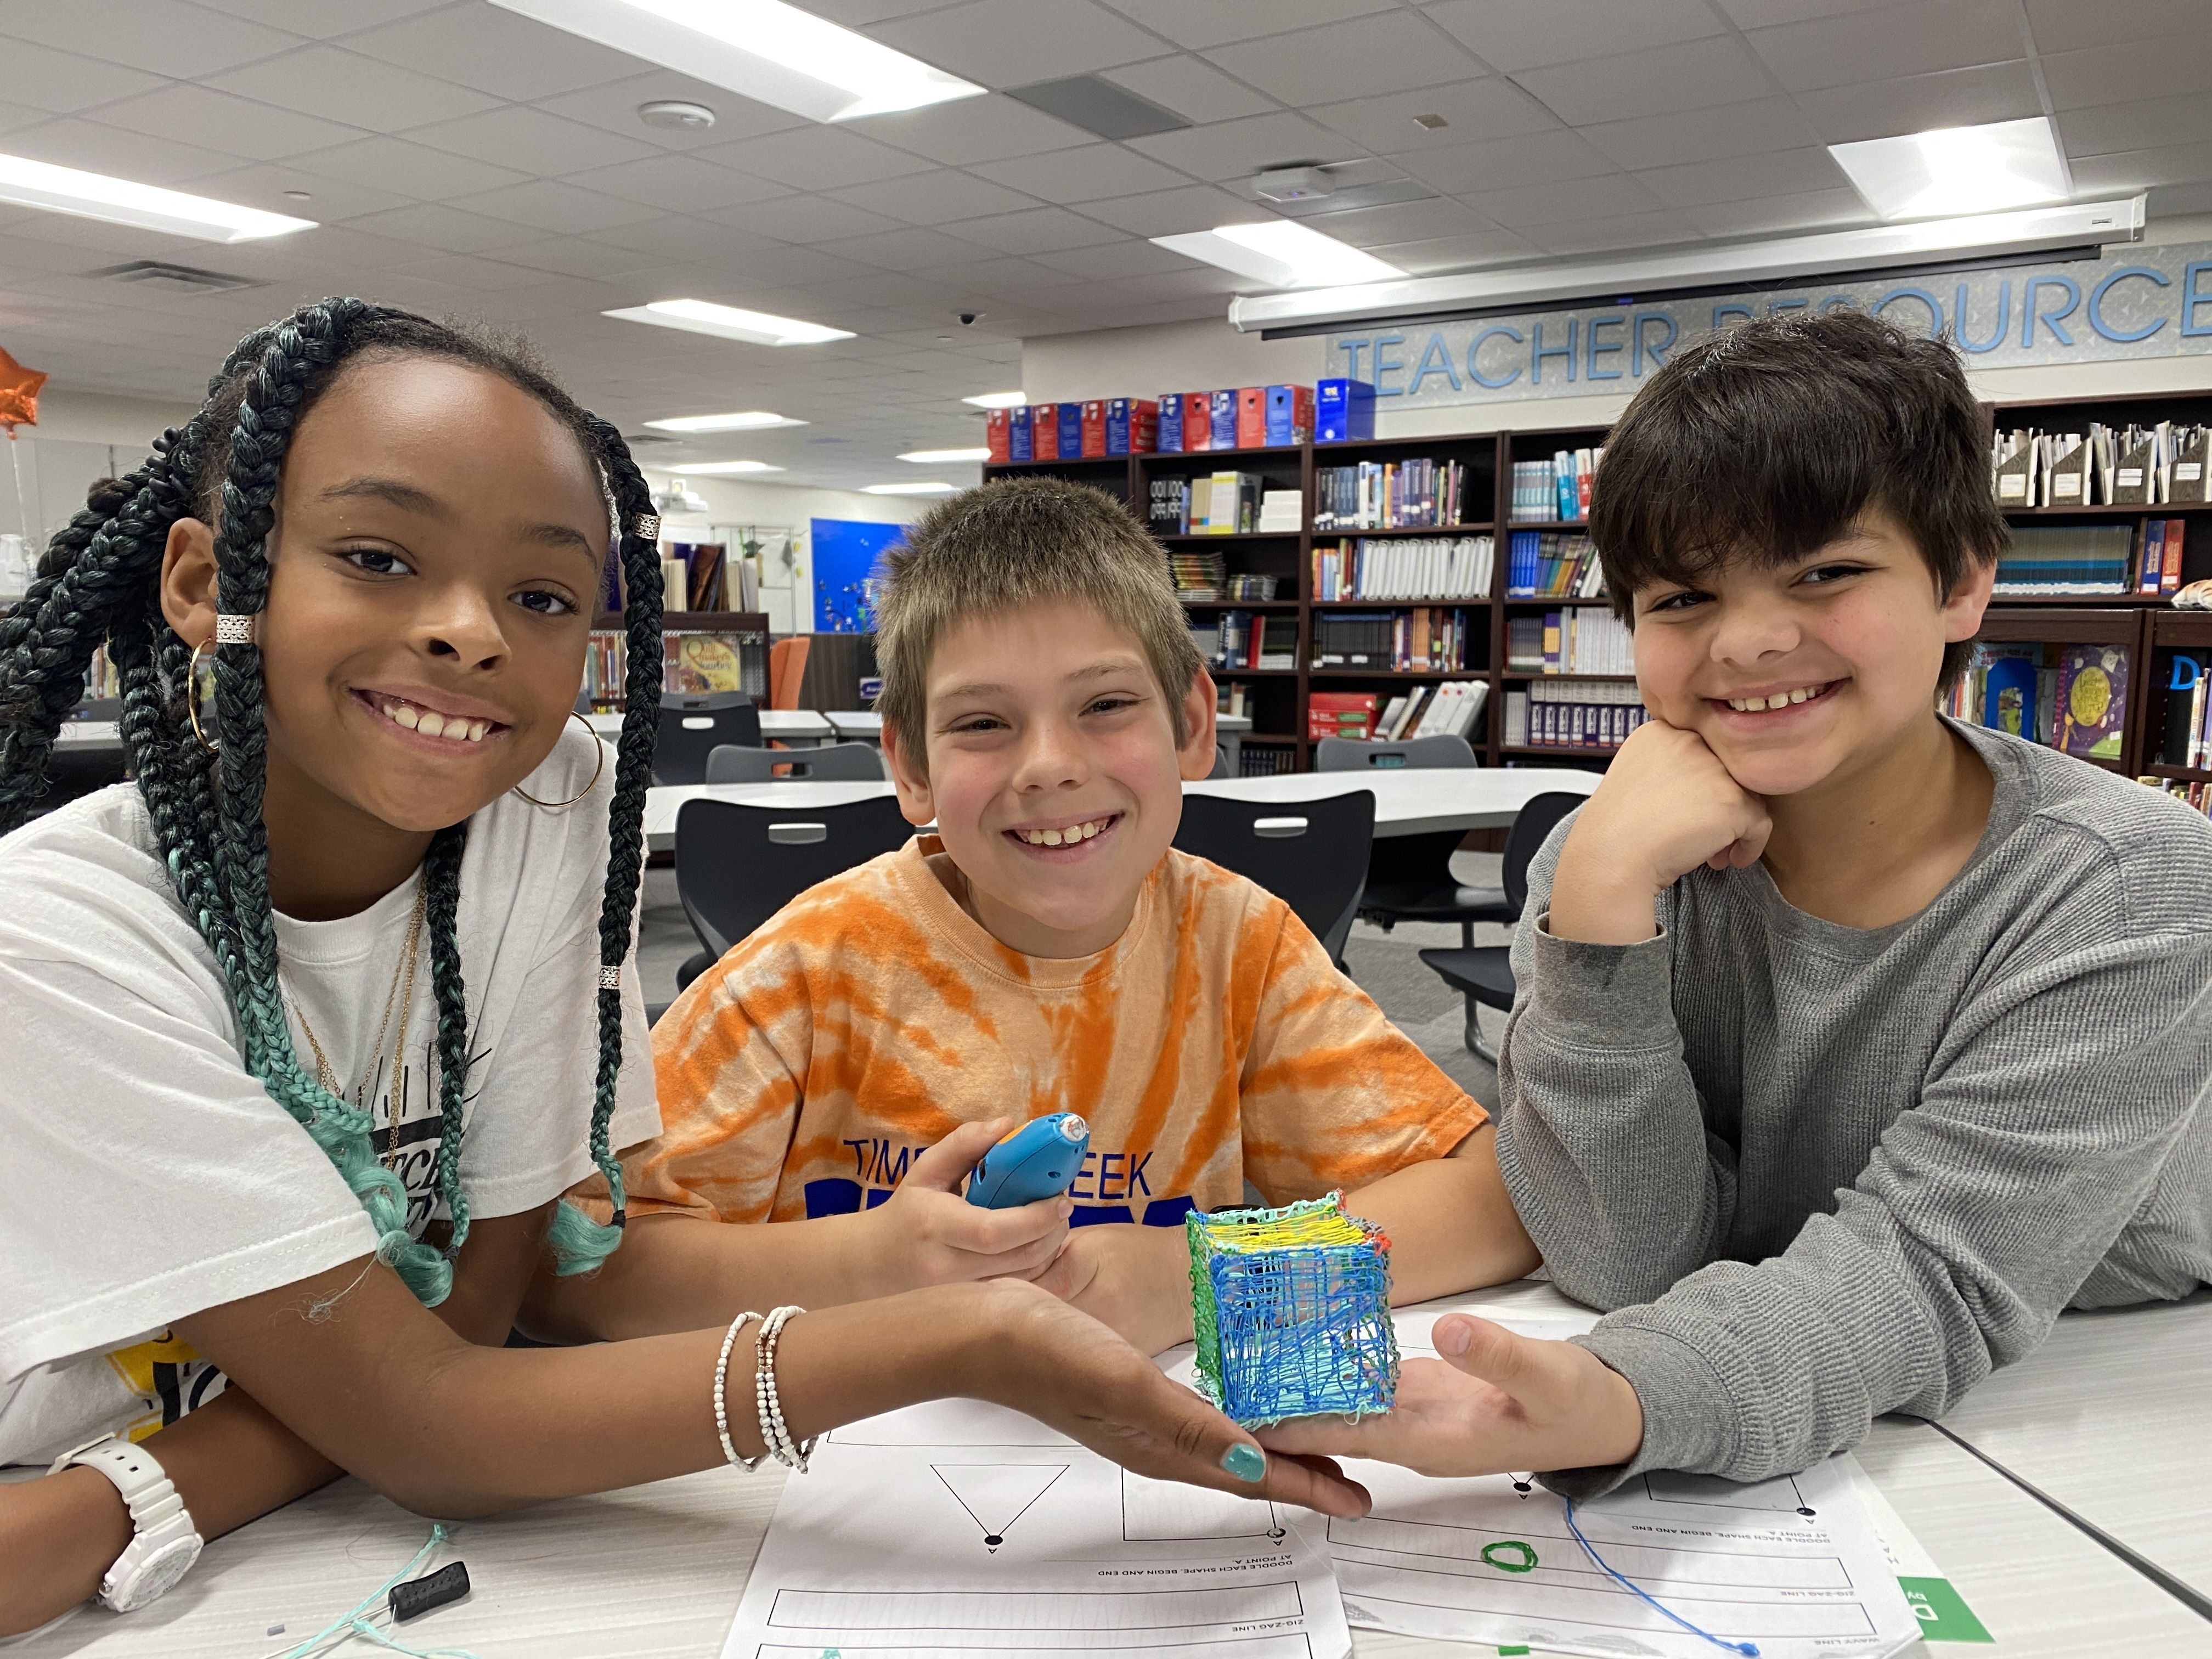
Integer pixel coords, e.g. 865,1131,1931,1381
1561,1500,1759,1658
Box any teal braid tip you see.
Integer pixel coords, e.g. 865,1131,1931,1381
546,1197,622,1277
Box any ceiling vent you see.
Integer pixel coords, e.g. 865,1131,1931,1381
87,260,266,296
622,431,682,445
1006,75,1189,140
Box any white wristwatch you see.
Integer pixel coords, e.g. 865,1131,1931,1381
49,1436,204,1613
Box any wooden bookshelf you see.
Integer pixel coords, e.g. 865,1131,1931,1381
980,392,2211,778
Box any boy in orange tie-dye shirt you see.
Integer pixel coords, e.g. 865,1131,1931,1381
620,477,1537,1354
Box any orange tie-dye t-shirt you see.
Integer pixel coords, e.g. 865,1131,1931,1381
629,836,1486,1229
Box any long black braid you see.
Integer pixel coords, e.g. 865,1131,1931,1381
0,298,665,1300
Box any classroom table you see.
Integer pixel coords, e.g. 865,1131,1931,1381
585,709,833,746
640,766,1602,854
15,1284,2205,1659
796,709,1258,768
1924,1290,2212,1607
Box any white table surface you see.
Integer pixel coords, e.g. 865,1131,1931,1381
642,767,1600,851
14,1280,2204,1659
1929,1291,2212,1600
586,709,832,742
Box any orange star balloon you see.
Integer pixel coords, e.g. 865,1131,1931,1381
0,344,47,438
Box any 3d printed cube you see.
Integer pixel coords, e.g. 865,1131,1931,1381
1187,1192,1398,1427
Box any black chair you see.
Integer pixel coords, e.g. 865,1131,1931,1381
673,793,914,992
1315,733,1507,945
705,741,885,783
1418,791,1589,1062
1173,789,1374,966
654,691,761,785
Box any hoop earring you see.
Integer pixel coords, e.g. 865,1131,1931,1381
187,638,219,755
511,711,606,810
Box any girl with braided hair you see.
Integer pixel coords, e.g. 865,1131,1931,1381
0,300,1365,1638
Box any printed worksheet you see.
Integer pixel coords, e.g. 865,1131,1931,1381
1322,1312,1922,1659
719,1393,1351,1659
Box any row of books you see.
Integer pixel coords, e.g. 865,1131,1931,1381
2158,651,2208,771
1312,535,1493,602
1164,545,1224,596
1509,448,1600,522
80,645,120,703
1147,473,1286,535
1504,680,1649,751
1238,746,1298,776
988,388,1317,461
1507,607,1634,675
1311,608,1475,672
1314,680,1490,744
1312,459,1473,529
2143,776,2211,819
1991,422,2212,507
1944,641,2129,759
1189,612,1297,672
1993,525,2136,595
2134,519,2190,594
1505,531,1604,598
584,627,771,706
662,543,760,614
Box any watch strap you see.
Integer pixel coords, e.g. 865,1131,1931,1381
54,1437,181,1526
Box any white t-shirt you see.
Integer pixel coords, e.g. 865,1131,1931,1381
0,723,659,1464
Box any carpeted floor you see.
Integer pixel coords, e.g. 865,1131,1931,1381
637,852,1510,1109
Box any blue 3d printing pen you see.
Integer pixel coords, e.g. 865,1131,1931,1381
966,1113,1090,1208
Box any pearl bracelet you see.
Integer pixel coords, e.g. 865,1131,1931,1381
754,1305,817,1474
713,1310,765,1472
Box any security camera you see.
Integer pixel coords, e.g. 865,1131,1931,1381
957,311,980,325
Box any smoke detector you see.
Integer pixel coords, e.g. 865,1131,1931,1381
638,100,715,131
1253,166,1334,204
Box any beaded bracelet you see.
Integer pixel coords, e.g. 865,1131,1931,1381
713,1310,765,1472
754,1305,817,1474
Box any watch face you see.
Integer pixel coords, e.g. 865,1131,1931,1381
110,1536,202,1613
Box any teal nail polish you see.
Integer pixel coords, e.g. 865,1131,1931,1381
1222,1443,1265,1482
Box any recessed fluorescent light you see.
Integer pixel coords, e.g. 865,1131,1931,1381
0,151,316,243
1228,196,2146,331
1829,117,2070,221
645,410,805,432
604,298,854,346
863,481,958,495
1153,221,1403,290
488,0,983,123
897,447,991,464
667,460,784,475
962,390,1028,409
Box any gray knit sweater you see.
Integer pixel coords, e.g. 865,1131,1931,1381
1496,719,2212,1497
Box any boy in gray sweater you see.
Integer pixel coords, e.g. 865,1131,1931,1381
1262,310,2212,1494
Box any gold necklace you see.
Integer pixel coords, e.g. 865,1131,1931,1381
292,883,427,1168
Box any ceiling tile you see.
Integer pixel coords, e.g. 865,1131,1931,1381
1031,237,1195,278
1709,0,1900,22
701,126,937,190
1513,36,1775,125
1457,171,1665,229
187,0,452,36
714,194,910,243
1296,196,1486,250
0,99,49,138
0,116,246,186
385,251,563,292
1307,78,1562,155
812,225,996,271
411,105,662,175
445,179,665,235
1524,211,1703,256
846,94,1093,166
342,201,550,255
1791,59,2041,144
919,256,1090,294
342,6,640,101
481,234,668,281
1425,0,1728,72
534,72,809,152
290,135,533,200
208,45,504,131
1097,56,1274,124
1125,111,1361,183
1744,0,2026,93
970,142,1190,201
2059,93,2212,159
1206,13,1487,105
1637,146,1849,208
2025,0,2205,56
803,0,974,23
2041,42,2212,109
826,168,1041,224
935,204,1128,253
2145,182,2212,217
1070,182,1261,235
2068,140,2212,194
565,151,795,213
868,0,1167,86
1582,97,1820,171
83,83,365,163
189,161,415,222
2,0,300,80
1681,187,1873,238
1102,0,1395,53
1397,128,1620,195
1362,228,1543,273
0,38,167,115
